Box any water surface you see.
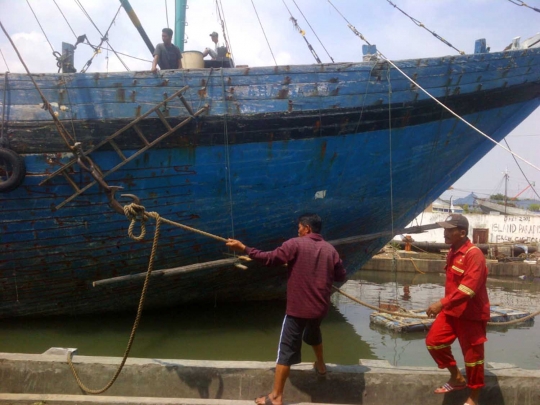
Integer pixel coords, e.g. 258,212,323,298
1,270,538,369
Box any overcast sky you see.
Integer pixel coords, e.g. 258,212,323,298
1,0,539,200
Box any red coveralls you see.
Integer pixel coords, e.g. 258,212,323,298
426,239,490,389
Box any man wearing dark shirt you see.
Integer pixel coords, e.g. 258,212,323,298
226,213,346,405
151,28,182,72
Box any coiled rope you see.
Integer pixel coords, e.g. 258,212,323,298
333,286,540,326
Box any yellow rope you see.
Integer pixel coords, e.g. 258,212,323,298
408,258,426,274
333,286,429,319
333,285,539,326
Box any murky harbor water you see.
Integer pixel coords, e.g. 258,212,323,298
1,271,539,369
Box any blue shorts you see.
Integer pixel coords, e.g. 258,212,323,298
276,315,323,366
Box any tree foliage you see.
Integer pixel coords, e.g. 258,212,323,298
490,193,505,201
529,204,540,212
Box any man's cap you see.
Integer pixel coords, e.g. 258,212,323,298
210,31,219,37
437,214,469,229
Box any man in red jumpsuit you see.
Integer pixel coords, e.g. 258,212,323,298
426,214,490,405
226,213,346,405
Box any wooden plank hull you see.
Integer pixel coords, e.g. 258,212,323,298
1,47,540,317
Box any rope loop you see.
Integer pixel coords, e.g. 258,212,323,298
124,203,148,241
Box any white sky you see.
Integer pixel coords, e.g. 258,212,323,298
1,0,539,200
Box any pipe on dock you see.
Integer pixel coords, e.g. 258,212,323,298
395,241,537,255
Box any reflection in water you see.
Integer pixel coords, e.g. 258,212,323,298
0,300,374,365
335,270,540,370
1,270,538,369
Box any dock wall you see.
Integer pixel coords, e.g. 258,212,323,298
0,351,539,405
361,255,540,277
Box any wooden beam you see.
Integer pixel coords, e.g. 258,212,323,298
93,258,241,287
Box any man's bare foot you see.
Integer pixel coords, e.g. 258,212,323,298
313,361,327,376
254,393,282,405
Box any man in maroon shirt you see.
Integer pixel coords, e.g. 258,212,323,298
226,213,346,405
426,214,490,405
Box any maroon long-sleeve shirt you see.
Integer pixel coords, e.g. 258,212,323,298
245,233,346,319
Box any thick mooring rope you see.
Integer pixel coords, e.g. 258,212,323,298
333,286,540,326
67,209,162,394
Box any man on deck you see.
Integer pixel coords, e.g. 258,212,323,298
426,214,490,405
202,31,220,59
151,28,182,72
226,213,346,405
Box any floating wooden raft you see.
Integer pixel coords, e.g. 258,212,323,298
369,306,534,333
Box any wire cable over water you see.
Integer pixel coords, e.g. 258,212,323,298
327,0,540,174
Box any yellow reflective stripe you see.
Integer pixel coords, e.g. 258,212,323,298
465,246,479,255
426,343,450,350
458,284,475,297
451,265,465,274
465,359,484,367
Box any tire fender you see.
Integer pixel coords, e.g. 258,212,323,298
0,147,26,192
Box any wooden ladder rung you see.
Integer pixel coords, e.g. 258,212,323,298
155,109,172,130
62,171,80,192
108,139,127,161
178,93,195,116
133,124,150,146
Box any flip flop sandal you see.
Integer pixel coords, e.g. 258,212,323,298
254,394,274,405
434,382,467,394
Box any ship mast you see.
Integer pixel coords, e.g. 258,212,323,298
175,0,188,52
119,0,155,55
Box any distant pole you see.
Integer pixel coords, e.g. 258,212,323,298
504,169,509,215
175,0,187,52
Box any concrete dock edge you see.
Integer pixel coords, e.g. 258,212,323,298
1,352,539,405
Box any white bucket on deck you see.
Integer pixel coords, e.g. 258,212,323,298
182,51,204,69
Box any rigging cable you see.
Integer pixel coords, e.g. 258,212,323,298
220,69,236,240
384,0,465,55
165,0,170,28
504,139,540,200
506,0,540,13
291,0,334,63
282,0,322,64
0,48,9,71
386,65,399,303
74,0,130,71
80,4,128,73
250,0,278,66
327,0,540,174
26,0,56,54
52,2,147,66
216,0,235,63
53,0,78,39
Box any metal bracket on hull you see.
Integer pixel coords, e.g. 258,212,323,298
39,86,208,213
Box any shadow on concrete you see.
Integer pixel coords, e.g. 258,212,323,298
440,368,505,405
153,359,224,399
288,365,369,404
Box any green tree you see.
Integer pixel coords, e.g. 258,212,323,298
490,194,505,201
462,203,469,213
529,204,540,212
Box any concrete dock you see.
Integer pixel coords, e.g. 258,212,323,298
362,253,540,277
1,350,539,405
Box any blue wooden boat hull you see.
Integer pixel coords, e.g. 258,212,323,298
1,47,540,317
